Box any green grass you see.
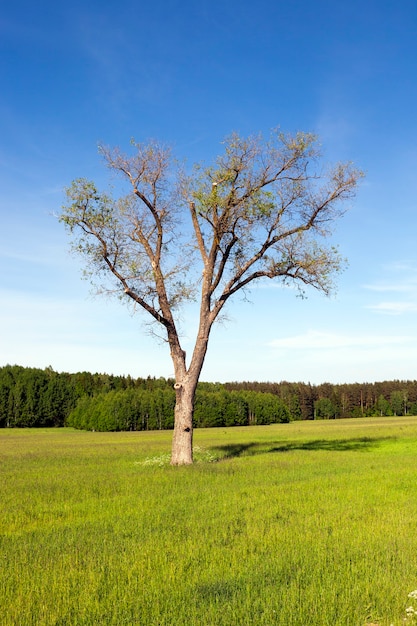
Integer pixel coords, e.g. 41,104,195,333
1,418,417,625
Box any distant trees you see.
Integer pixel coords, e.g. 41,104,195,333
314,397,338,419
67,387,290,431
0,366,76,427
0,365,169,428
1,365,417,430
376,394,392,417
390,390,408,416
67,388,176,431
224,379,417,420
193,389,290,428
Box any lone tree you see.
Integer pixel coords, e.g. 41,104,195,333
60,130,363,464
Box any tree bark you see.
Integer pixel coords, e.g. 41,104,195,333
170,326,210,465
171,379,196,465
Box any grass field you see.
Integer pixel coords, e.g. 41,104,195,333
1,417,417,625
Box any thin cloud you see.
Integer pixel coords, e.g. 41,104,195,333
364,283,415,293
1,248,51,265
366,301,417,315
0,288,168,377
363,260,417,288
269,330,414,350
388,261,417,272
363,260,417,313
0,290,97,343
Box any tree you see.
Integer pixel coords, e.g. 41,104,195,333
60,130,363,464
376,394,392,417
390,390,408,416
314,397,338,419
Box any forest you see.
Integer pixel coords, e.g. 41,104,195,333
1,364,416,431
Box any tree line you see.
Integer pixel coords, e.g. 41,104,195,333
1,365,416,430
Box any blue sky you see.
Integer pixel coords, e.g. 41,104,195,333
1,0,417,384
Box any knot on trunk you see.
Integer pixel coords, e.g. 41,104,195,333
173,382,182,390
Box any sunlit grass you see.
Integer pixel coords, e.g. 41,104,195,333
1,418,417,625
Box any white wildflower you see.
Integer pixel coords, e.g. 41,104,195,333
137,454,171,467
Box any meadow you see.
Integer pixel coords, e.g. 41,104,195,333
1,417,417,625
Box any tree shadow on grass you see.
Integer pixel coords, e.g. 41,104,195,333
212,436,394,460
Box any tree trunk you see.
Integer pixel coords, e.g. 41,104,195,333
171,379,196,465
169,307,211,465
